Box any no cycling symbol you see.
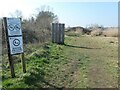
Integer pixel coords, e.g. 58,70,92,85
8,24,20,31
13,39,20,46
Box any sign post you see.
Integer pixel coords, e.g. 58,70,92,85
21,53,26,73
3,17,26,78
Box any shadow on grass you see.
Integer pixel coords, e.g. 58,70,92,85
64,44,101,49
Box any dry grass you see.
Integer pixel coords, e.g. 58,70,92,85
102,28,118,37
90,27,118,37
90,29,102,36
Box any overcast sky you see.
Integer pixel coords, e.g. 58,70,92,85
0,0,119,27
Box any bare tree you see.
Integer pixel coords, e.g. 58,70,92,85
14,10,23,18
21,6,59,44
35,6,59,30
9,9,23,18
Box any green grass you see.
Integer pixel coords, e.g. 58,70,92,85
2,43,68,88
2,35,118,88
65,31,82,37
64,36,118,88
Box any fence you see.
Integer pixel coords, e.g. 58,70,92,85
52,23,65,44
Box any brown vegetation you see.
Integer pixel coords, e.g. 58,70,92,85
102,28,118,37
66,25,118,37
90,29,102,36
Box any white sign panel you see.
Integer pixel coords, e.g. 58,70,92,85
6,18,22,36
9,37,23,55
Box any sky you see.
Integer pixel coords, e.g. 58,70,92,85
0,0,119,27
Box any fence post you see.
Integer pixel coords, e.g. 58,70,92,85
52,23,65,44
55,23,58,43
52,23,55,43
61,24,65,44
59,24,63,44
58,24,61,44
56,23,60,44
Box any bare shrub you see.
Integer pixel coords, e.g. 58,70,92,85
91,29,102,36
86,24,104,31
102,28,118,37
22,29,38,44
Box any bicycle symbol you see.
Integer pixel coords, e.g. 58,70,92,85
13,39,20,46
8,24,20,31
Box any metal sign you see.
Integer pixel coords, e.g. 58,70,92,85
6,18,22,36
9,36,23,55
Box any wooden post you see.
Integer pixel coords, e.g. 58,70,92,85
60,24,62,44
52,23,55,43
3,17,15,78
58,24,61,44
20,18,26,73
54,23,58,43
8,55,15,78
61,24,65,44
56,23,59,44
21,53,26,73
52,23,65,44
